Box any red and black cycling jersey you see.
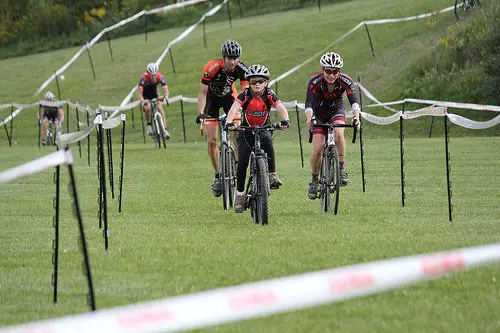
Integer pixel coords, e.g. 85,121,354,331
201,59,248,98
237,87,280,128
305,72,358,112
138,72,167,98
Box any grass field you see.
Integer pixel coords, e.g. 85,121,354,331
1,0,499,331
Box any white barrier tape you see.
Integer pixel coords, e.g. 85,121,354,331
0,103,38,127
1,243,499,333
99,100,141,112
0,150,70,184
56,124,96,147
402,106,446,119
364,100,406,108
102,117,123,130
270,4,455,88
39,100,67,108
269,21,365,87
366,5,455,25
447,113,500,129
34,0,205,97
356,83,399,113
361,111,402,125
146,0,208,15
0,104,12,110
405,98,500,112
118,0,229,110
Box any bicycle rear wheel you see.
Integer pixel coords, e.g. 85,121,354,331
255,156,269,225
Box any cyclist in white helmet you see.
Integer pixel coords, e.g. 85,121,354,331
138,62,170,139
225,64,290,213
197,39,249,198
39,91,64,145
304,52,360,199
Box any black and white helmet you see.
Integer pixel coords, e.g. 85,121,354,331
146,63,159,75
221,39,242,58
246,64,270,80
320,52,343,69
44,91,55,100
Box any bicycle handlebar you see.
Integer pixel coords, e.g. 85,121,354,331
237,123,283,133
308,121,358,144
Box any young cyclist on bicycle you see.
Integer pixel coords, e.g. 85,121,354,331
39,91,64,145
196,39,249,197
138,63,170,139
305,52,360,199
225,64,290,213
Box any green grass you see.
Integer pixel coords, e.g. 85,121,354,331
0,0,499,331
0,135,499,331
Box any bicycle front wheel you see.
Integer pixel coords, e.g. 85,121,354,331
255,156,269,225
228,147,237,208
220,143,230,210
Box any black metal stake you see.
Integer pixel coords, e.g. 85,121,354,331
106,128,115,199
226,1,232,29
168,47,177,77
131,107,135,129
86,45,96,79
10,106,13,144
76,106,82,158
66,152,96,311
97,117,109,250
144,14,148,43
318,0,322,12
444,115,453,223
106,32,114,62
428,116,435,138
96,127,102,229
357,77,366,192
52,162,60,303
202,20,207,48
237,0,243,18
140,104,146,144
364,22,376,58
400,103,406,207
119,114,126,213
295,105,305,168
66,103,70,134
38,105,42,149
86,111,91,166
180,99,187,143
55,73,61,100
4,119,12,147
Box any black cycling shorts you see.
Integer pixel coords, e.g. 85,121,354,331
203,92,234,118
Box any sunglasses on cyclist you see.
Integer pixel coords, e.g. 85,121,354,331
249,79,267,85
323,68,340,75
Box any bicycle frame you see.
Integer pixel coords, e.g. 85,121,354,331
146,98,166,149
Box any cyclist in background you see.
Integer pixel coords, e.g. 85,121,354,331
39,91,64,145
197,39,249,197
305,52,360,199
225,64,290,213
138,63,170,139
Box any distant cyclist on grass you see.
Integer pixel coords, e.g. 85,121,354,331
138,62,171,139
225,64,290,213
196,39,249,197
305,52,361,199
39,91,64,146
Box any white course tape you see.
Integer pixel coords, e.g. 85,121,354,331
102,117,123,130
366,5,455,25
356,83,400,113
1,243,499,333
56,124,96,147
402,106,446,119
34,0,206,97
0,103,38,127
39,100,67,108
0,104,12,110
0,150,71,184
146,0,208,15
447,113,500,129
405,98,500,112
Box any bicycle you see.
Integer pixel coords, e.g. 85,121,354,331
144,98,167,149
238,124,282,225
200,114,237,210
309,120,357,214
40,119,58,146
455,0,480,21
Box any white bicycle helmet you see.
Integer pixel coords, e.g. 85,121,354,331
246,64,270,80
146,63,159,76
221,39,242,58
320,52,344,69
44,91,55,100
